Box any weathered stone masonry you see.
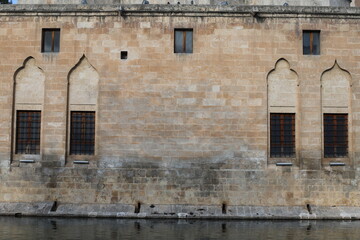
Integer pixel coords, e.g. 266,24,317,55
1,4,360,218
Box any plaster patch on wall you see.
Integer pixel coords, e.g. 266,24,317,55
77,22,96,29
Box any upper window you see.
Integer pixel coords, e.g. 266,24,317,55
70,111,95,155
324,114,348,158
303,30,320,55
174,29,193,54
42,29,60,53
270,113,295,158
16,111,41,154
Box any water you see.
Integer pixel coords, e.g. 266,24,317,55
0,217,359,240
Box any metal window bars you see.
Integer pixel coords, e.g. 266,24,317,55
324,114,348,158
16,111,41,154
70,111,95,155
270,113,295,158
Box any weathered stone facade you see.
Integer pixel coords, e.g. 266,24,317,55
1,4,360,218
16,0,356,7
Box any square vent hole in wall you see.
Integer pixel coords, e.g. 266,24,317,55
121,51,128,60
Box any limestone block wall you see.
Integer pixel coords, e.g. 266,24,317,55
16,0,352,6
0,5,360,208
253,0,350,6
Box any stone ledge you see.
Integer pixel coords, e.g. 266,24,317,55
1,202,360,219
0,202,53,216
0,5,359,18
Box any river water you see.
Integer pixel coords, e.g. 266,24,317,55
0,217,359,240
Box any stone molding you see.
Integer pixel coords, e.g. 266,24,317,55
0,5,360,18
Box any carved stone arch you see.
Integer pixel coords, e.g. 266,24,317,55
267,58,299,85
266,58,299,165
11,57,45,164
321,60,352,86
67,54,99,82
68,55,99,105
14,57,45,105
13,56,38,81
321,60,351,109
320,60,352,165
66,55,99,164
267,58,299,109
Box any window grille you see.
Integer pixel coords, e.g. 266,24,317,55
324,114,348,158
270,113,295,158
70,111,95,155
16,111,41,154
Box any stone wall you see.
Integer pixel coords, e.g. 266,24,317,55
16,0,353,6
0,5,360,216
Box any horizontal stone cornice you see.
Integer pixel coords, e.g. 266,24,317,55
0,4,360,18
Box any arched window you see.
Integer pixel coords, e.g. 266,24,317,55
67,56,99,161
321,61,351,165
13,57,45,163
267,59,299,165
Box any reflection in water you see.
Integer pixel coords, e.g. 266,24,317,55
0,217,359,240
134,221,141,232
50,220,57,230
222,223,227,233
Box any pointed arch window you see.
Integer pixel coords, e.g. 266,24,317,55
267,59,298,164
67,56,99,159
13,57,45,160
321,61,351,163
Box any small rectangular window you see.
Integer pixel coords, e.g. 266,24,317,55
270,113,295,158
174,29,193,53
70,111,95,155
303,30,320,55
42,29,60,53
324,114,348,158
16,111,41,154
